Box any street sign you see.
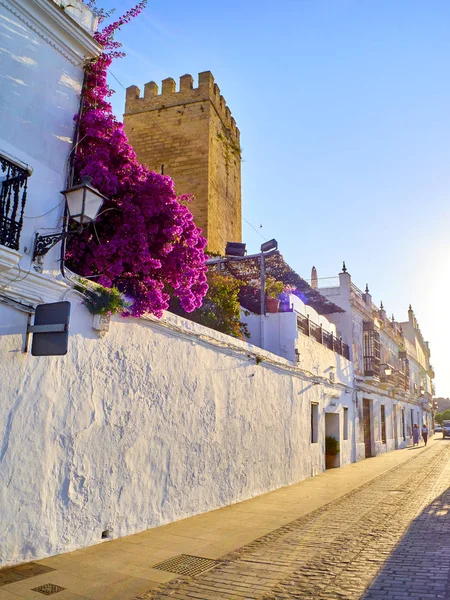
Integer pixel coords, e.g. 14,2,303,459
30,301,70,356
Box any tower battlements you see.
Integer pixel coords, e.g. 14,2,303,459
125,71,240,142
123,71,242,254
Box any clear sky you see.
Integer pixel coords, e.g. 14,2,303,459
105,0,450,396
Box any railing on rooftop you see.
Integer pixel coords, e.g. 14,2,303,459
350,282,365,300
0,155,29,251
296,314,350,359
351,283,381,316
305,276,340,289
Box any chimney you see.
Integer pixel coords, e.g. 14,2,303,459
311,266,318,289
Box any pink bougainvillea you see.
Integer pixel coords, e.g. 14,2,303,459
66,2,208,317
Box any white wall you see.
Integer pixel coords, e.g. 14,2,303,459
0,305,354,567
0,0,100,273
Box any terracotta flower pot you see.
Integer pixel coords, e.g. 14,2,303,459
326,454,338,469
266,297,280,313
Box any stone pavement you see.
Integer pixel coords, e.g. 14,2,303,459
142,440,450,600
0,437,447,600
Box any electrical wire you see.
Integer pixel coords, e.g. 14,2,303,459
23,203,62,219
243,216,267,241
0,293,34,314
108,69,126,90
0,264,30,291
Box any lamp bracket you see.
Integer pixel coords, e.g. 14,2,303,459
32,231,75,261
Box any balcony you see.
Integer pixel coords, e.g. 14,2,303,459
363,321,380,377
364,355,380,378
296,314,350,359
379,364,409,391
0,154,30,251
396,369,409,391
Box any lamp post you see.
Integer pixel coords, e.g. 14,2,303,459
33,176,107,261
205,239,279,336
259,238,278,349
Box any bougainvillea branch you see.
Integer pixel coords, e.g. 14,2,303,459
66,1,208,317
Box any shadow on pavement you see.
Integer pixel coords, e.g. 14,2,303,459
362,485,450,599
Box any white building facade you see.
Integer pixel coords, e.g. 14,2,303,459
243,294,355,468
0,0,100,307
317,266,434,461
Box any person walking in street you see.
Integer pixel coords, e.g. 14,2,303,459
413,424,420,446
422,424,429,446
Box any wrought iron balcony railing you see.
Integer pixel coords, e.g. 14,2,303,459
379,364,409,391
296,314,350,359
396,369,409,391
364,355,380,377
363,321,380,377
0,154,29,251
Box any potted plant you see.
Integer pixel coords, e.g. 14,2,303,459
325,436,340,469
74,278,131,335
265,277,285,313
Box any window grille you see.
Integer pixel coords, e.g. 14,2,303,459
363,321,380,376
0,155,29,250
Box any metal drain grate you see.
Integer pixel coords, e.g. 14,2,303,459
31,583,66,595
152,554,219,576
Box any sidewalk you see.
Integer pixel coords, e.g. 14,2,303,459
0,438,437,600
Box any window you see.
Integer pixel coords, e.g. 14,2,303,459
343,407,349,440
381,405,386,444
410,408,414,434
363,322,380,376
311,403,319,443
0,154,30,250
402,409,406,440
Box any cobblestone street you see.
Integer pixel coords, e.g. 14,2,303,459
139,441,450,600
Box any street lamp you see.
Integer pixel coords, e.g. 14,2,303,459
260,239,278,316
225,242,246,257
205,239,279,352
33,176,107,261
260,239,278,254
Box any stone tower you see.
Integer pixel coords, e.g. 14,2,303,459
124,71,242,255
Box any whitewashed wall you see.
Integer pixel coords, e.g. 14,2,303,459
0,0,100,274
318,271,430,460
0,305,353,567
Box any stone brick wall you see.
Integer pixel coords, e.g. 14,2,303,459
124,71,242,254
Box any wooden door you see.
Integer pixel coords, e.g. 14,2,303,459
363,399,372,458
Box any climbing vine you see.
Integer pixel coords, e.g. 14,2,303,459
171,270,250,339
66,1,208,318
